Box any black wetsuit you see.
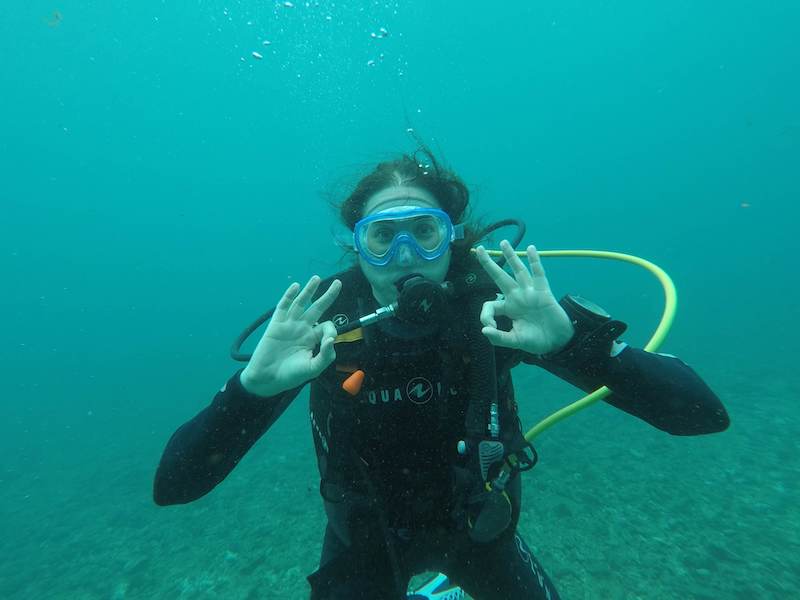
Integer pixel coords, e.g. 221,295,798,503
154,261,729,599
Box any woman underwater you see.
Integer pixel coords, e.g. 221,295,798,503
154,148,729,599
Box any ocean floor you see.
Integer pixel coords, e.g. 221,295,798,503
2,363,797,599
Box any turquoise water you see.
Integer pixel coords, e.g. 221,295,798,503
1,1,798,598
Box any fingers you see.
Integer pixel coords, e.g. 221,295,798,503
309,321,338,376
502,240,532,287
481,325,518,350
481,299,514,348
477,242,551,298
476,240,535,293
288,275,323,319
290,276,344,323
304,279,342,324
476,245,517,295
480,299,495,329
526,245,551,293
480,298,506,329
273,281,302,321
319,320,338,341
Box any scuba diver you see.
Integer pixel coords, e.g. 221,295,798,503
153,148,729,599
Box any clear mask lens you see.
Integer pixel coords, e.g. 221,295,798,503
353,207,456,266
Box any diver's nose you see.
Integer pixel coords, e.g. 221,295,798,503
395,243,415,266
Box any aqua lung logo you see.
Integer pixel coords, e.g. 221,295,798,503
406,377,433,405
332,313,349,328
367,376,449,405
419,298,433,313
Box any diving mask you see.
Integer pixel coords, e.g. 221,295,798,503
353,206,464,267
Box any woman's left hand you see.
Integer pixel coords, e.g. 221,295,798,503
475,240,574,355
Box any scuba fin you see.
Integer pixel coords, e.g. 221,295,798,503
407,572,464,600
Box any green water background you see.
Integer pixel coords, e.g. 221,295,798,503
1,1,797,598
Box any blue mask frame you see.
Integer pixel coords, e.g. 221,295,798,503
353,206,464,267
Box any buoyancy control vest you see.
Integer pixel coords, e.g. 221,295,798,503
307,258,533,542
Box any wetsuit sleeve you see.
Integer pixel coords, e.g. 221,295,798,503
524,347,730,436
153,369,302,506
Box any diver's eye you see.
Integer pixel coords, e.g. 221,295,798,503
370,225,395,245
412,218,438,239
415,223,434,237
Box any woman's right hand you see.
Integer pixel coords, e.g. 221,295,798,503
240,276,343,397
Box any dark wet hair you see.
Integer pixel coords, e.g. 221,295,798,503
337,145,482,265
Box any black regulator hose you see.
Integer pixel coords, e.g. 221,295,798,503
476,218,526,267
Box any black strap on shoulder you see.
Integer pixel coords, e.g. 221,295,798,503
443,253,502,439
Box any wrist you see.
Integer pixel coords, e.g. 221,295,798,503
542,323,576,357
239,368,256,393
539,296,628,375
239,368,283,398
